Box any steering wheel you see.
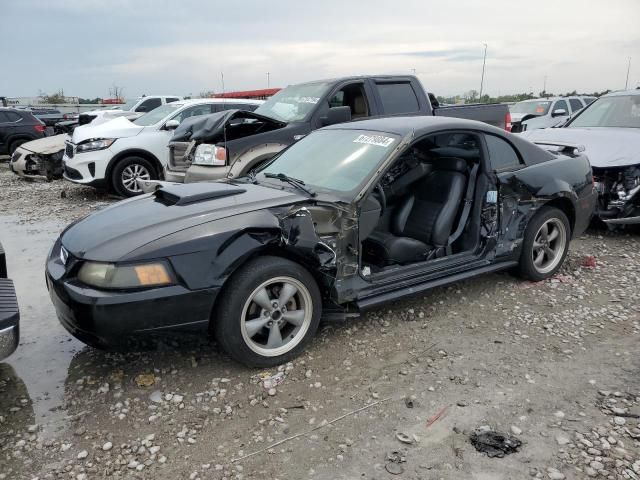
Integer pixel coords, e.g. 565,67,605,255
372,183,387,216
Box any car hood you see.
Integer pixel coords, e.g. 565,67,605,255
171,109,286,143
521,127,640,168
71,116,144,143
18,134,68,154
61,182,306,261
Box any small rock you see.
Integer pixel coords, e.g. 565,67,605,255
510,426,522,436
268,388,277,396
102,442,113,451
77,450,88,460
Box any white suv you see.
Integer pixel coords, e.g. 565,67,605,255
80,95,182,126
62,98,262,196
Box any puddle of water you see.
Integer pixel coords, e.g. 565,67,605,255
1,215,83,436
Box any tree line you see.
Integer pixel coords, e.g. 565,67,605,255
436,89,613,105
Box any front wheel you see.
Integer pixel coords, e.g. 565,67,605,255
111,156,157,197
213,256,322,368
517,206,570,281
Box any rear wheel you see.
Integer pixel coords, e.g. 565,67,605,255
517,206,570,281
111,156,156,197
213,256,322,367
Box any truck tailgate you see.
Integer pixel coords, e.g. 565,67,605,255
435,103,509,130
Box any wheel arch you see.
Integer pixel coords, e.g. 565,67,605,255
105,149,163,185
542,195,576,236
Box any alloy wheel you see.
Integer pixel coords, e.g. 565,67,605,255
240,276,313,357
531,218,567,275
121,164,151,193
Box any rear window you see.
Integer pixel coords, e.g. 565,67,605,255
376,82,420,115
485,134,522,171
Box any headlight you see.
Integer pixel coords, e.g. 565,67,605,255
192,144,226,166
76,138,116,153
77,261,174,289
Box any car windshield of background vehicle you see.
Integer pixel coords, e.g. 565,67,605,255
254,82,331,122
509,101,551,116
569,95,640,128
120,99,138,111
133,104,183,126
260,129,399,192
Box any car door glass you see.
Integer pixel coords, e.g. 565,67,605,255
327,83,370,119
0,112,9,123
173,104,214,123
6,112,22,122
485,135,522,171
569,99,583,113
553,100,569,115
137,98,162,112
376,82,420,115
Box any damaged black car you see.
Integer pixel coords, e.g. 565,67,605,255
46,116,596,367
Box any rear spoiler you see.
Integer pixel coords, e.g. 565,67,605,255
532,141,586,155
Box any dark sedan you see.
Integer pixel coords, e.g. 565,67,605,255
46,116,597,367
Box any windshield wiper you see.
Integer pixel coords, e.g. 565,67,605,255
264,172,316,197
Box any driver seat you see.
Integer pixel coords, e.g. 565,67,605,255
364,158,468,265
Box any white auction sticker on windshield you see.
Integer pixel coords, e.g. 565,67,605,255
353,134,395,147
298,96,320,104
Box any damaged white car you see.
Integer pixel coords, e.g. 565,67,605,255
10,134,67,181
522,89,640,226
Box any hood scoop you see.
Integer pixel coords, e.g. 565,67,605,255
154,182,246,206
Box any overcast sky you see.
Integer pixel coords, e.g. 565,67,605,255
3,0,639,99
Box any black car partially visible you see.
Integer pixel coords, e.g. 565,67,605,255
0,241,20,360
0,108,46,155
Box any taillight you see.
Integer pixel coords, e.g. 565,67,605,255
504,112,512,132
34,124,46,133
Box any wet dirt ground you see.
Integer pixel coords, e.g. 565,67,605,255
1,162,640,480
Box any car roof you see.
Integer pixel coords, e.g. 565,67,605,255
181,98,263,105
323,115,504,137
604,89,640,97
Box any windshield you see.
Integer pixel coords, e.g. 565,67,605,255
133,103,183,126
569,95,640,128
254,82,331,122
119,99,138,111
260,129,399,193
509,100,551,116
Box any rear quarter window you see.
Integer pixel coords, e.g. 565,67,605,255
485,134,522,171
569,99,584,112
376,82,420,115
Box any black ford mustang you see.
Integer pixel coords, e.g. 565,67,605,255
46,116,597,367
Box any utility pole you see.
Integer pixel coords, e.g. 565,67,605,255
479,43,487,102
625,57,631,90
267,72,270,89
221,72,225,95
411,68,416,75
543,75,547,95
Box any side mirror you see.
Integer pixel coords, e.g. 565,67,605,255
551,108,567,117
321,106,352,126
164,119,180,130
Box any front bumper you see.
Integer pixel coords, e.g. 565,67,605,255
62,145,113,185
11,147,63,180
46,243,219,347
185,164,230,183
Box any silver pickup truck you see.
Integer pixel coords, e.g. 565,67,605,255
165,75,511,183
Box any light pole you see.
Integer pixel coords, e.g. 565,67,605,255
543,75,547,95
625,57,631,90
479,43,487,102
267,72,270,89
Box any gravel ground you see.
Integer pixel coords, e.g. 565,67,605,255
1,162,640,480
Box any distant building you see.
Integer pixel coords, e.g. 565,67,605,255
212,88,280,100
5,96,80,106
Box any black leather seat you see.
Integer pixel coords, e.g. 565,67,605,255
365,158,468,265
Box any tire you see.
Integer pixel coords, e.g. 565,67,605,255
213,256,322,368
517,206,571,281
111,156,157,197
9,139,27,155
